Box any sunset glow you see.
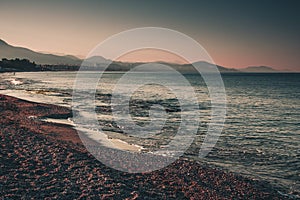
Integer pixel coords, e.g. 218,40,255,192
0,0,299,71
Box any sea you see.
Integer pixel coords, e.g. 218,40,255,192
0,71,299,196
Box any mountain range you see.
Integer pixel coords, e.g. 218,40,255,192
0,39,81,65
0,39,278,72
239,66,277,72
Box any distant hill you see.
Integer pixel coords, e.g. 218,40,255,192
0,39,82,65
0,39,283,73
240,66,277,72
83,56,111,65
192,61,238,72
162,61,238,73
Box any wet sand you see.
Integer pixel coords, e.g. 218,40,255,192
0,94,287,199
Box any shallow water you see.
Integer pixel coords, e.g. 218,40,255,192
0,71,299,195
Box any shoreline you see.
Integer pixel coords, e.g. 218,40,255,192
42,117,143,152
0,94,290,199
0,76,144,153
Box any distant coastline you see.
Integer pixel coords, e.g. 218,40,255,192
1,58,297,74
1,39,297,73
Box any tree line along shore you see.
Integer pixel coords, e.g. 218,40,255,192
0,58,80,72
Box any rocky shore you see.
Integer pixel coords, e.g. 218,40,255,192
0,94,287,199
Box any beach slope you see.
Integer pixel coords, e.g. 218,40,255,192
0,94,285,199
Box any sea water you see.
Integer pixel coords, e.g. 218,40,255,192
0,71,299,195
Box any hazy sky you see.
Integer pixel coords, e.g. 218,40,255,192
0,0,299,70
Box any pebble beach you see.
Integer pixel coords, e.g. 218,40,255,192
0,94,287,199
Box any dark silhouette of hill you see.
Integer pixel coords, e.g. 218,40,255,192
240,66,277,72
0,39,81,65
0,39,9,45
192,61,238,72
0,39,281,72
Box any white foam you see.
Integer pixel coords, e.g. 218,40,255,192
0,89,69,107
40,117,143,152
9,79,23,85
76,126,143,152
41,118,74,126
